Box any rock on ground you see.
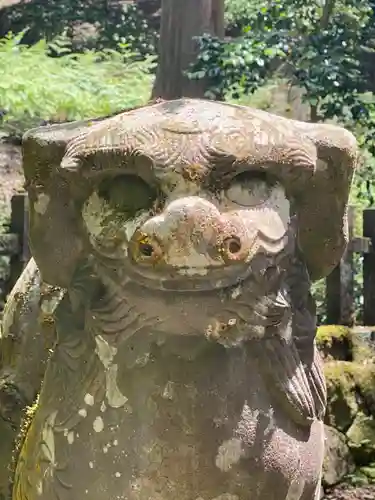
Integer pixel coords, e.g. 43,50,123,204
323,484,375,500
323,426,355,488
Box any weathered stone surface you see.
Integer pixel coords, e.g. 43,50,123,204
317,327,375,487
316,325,375,364
2,99,358,499
358,465,375,482
324,361,359,433
349,327,375,364
323,483,375,500
0,417,14,500
0,258,62,499
323,426,355,488
316,326,353,361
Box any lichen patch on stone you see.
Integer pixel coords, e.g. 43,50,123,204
105,364,128,408
34,193,50,215
84,393,94,406
39,411,58,484
36,479,43,496
231,286,242,299
93,416,104,433
215,437,244,472
162,381,175,400
94,335,128,409
82,192,113,240
67,431,74,444
123,210,150,242
95,335,117,368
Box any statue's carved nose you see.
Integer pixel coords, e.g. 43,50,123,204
129,196,251,267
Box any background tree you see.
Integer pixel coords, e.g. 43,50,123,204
189,0,375,201
152,0,224,99
187,0,375,322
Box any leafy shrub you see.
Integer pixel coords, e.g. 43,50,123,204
1,1,158,58
190,0,375,324
190,1,375,207
224,0,266,32
0,33,155,137
97,3,159,60
187,33,283,100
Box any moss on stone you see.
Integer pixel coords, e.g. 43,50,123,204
323,425,355,487
324,361,359,432
349,328,375,364
359,464,375,482
9,395,39,495
316,325,352,361
0,417,16,500
354,365,375,415
316,325,350,348
345,470,371,487
316,325,375,364
347,412,375,464
324,358,375,432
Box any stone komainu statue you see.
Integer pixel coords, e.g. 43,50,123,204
0,99,358,500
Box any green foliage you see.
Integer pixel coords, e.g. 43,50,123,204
187,33,283,100
0,32,155,137
191,0,375,202
190,0,375,208
191,0,375,323
192,0,375,125
2,0,158,58
96,3,159,60
224,0,264,31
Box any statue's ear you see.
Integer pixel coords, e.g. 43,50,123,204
22,118,104,287
291,122,359,281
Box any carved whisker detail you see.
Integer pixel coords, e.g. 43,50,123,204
97,313,141,336
306,349,327,419
91,291,136,321
55,476,72,491
262,335,316,424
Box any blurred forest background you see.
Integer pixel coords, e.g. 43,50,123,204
0,0,375,322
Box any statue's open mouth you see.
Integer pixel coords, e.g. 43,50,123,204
123,261,254,293
119,236,288,293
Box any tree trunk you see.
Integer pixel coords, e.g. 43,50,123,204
309,0,336,123
152,0,224,100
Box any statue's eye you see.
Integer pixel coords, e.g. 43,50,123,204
97,174,157,213
225,171,273,207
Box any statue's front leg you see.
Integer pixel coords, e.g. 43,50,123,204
0,259,63,498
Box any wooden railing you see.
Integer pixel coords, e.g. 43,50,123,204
0,193,29,306
325,205,375,326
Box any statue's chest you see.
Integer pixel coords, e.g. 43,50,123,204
15,339,323,500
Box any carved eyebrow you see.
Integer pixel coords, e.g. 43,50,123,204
61,150,158,184
206,161,275,189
